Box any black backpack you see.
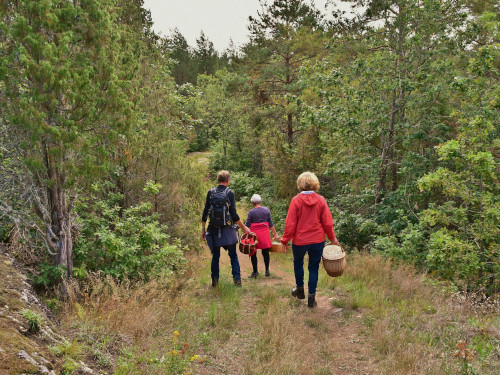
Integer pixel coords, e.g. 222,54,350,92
209,187,233,229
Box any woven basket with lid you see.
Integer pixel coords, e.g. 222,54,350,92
322,244,346,277
270,242,287,253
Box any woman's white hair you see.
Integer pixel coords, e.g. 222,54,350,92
250,194,262,205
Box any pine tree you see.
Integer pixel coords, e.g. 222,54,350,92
0,0,134,289
244,0,325,145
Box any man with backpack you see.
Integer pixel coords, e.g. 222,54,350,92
202,170,251,287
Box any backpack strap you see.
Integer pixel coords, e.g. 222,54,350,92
223,187,230,203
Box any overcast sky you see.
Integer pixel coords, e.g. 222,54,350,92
142,0,351,51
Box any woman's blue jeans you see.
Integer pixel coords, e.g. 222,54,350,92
211,243,241,282
292,241,325,294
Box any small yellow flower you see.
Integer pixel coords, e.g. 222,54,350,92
192,355,199,361
173,330,179,336
171,350,178,356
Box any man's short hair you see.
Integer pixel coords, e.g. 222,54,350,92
297,171,320,192
217,170,231,183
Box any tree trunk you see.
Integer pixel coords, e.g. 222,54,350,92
42,135,74,298
285,50,293,145
375,88,397,204
287,112,293,145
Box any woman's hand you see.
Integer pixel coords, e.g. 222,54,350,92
282,244,287,253
331,238,340,246
201,228,206,240
274,234,281,241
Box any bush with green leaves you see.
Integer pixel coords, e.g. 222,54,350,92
35,263,66,288
74,182,186,281
333,210,380,251
227,172,266,201
20,309,43,333
372,223,428,268
417,18,500,292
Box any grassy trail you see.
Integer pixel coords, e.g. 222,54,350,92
192,242,379,375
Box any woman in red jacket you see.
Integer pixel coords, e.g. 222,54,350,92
281,172,340,307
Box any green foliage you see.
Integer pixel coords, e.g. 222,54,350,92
35,263,66,288
334,211,380,251
226,172,266,201
417,12,500,291
372,223,428,267
50,340,83,374
116,332,201,375
20,309,43,333
74,182,186,281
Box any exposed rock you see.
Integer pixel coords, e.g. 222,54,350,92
79,361,95,374
32,352,51,365
17,350,38,366
39,365,56,374
0,247,98,374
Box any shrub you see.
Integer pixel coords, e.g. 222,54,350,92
74,182,186,281
373,224,428,267
35,263,66,287
334,210,380,250
20,309,43,333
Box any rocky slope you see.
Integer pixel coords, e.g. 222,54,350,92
0,247,94,375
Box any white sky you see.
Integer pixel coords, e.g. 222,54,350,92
142,0,354,51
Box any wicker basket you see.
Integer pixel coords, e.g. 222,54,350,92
239,232,258,255
322,244,346,277
270,242,287,253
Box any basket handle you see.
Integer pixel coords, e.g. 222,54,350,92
239,232,258,243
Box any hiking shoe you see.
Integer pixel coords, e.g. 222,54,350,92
211,279,218,288
291,286,305,299
249,272,259,279
234,279,242,287
308,293,317,308
265,270,270,277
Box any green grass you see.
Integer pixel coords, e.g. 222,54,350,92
55,251,500,375
20,309,43,333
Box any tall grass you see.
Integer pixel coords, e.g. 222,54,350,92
61,259,244,374
59,250,499,375
318,253,500,375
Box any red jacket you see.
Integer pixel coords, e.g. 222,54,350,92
281,192,337,246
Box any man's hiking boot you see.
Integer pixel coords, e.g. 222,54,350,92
265,269,270,277
249,272,259,279
291,286,305,299
211,279,218,288
308,293,317,308
234,279,242,287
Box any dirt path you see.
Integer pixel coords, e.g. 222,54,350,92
194,245,379,375
187,152,211,165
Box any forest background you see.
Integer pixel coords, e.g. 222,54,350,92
2,0,497,295
0,0,499,373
